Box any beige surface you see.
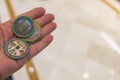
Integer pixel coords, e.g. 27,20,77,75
1,0,120,80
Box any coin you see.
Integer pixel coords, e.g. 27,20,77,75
4,38,29,60
12,16,35,38
23,21,42,43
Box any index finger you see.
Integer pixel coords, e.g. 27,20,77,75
4,7,46,24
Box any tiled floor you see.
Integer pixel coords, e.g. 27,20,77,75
1,0,120,80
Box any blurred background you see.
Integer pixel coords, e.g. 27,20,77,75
1,0,120,80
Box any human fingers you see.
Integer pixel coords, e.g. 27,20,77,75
7,7,46,24
35,13,55,27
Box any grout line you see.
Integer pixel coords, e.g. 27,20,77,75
5,0,15,18
102,0,120,14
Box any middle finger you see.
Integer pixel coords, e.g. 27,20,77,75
35,13,55,27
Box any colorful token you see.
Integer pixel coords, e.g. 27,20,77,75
23,21,42,43
4,38,29,60
12,16,35,38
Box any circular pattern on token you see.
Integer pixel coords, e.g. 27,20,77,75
23,21,42,43
12,16,35,38
4,38,29,60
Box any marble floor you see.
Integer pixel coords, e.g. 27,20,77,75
1,0,120,80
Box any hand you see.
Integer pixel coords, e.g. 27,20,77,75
0,7,56,79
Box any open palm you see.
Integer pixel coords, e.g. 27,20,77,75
0,7,56,80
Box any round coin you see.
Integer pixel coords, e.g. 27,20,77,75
12,16,35,38
23,21,42,43
4,38,29,60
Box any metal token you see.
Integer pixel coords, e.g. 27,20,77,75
12,16,35,38
4,38,29,60
23,21,42,43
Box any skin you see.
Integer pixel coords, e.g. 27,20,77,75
0,7,56,80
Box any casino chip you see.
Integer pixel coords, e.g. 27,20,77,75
23,21,42,43
12,16,35,38
4,38,29,60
